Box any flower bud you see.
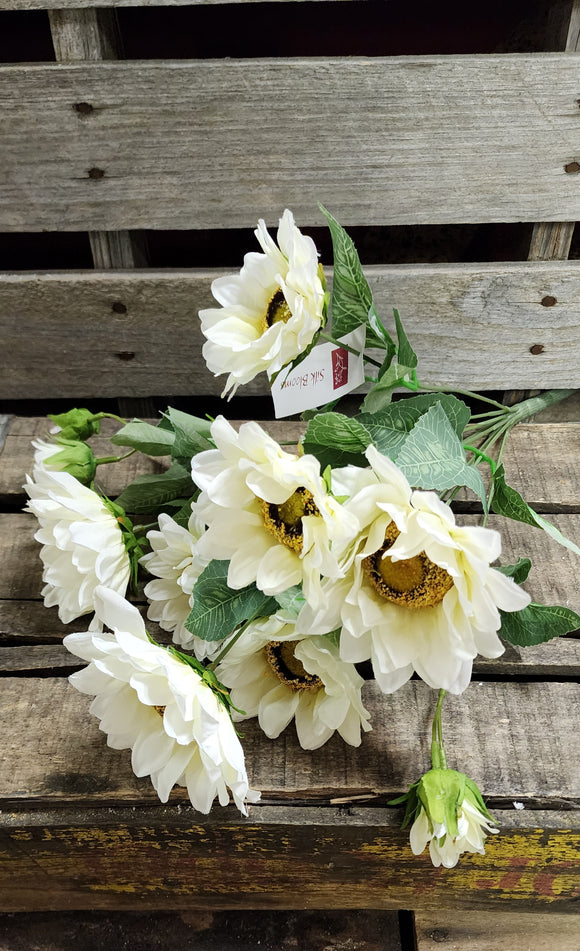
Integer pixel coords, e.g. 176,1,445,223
44,439,97,485
48,408,100,442
392,768,498,868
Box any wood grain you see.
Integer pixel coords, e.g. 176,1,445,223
415,911,580,950
1,677,578,806
1,0,321,7
2,262,580,397
1,805,579,913
2,56,580,231
0,909,403,951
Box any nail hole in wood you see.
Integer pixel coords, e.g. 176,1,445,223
540,295,557,307
73,102,94,116
530,344,545,355
116,351,135,361
88,167,105,180
564,161,580,174
111,301,127,315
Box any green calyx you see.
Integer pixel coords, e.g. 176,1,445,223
48,408,101,441
390,768,491,838
45,439,97,485
101,496,146,592
168,645,245,718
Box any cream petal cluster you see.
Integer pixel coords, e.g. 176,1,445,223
216,615,371,750
24,454,131,624
199,209,325,398
64,587,260,815
299,446,531,695
192,417,360,610
141,511,216,659
410,793,498,868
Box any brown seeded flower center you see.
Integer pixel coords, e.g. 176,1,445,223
264,288,292,330
362,522,453,609
153,705,166,718
260,487,320,554
265,640,322,692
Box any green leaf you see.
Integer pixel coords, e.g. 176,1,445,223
114,461,195,514
394,403,486,503
163,407,214,463
274,585,306,618
492,465,580,557
110,419,175,456
499,602,580,647
319,204,375,342
163,494,198,528
359,394,470,461
185,560,278,642
368,304,397,362
360,363,416,413
302,412,373,469
497,557,532,585
393,308,418,369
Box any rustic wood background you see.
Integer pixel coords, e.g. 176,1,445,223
1,1,580,948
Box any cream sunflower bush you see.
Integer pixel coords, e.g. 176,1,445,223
297,446,531,695
192,416,360,610
199,209,326,397
64,587,260,815
215,615,371,750
24,456,131,625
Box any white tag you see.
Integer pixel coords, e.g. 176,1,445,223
271,326,366,419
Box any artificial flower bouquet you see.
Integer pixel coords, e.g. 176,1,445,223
25,207,580,869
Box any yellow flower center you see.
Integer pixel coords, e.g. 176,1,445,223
265,640,322,692
263,288,292,331
260,487,320,554
362,522,453,609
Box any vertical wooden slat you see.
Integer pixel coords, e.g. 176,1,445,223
48,8,153,415
505,1,579,406
527,1,579,263
47,9,149,270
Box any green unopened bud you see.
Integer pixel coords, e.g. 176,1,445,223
390,768,498,868
48,408,101,442
45,439,97,485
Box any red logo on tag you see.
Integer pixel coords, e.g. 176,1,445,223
332,348,349,389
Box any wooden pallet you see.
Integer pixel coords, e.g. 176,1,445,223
1,415,579,916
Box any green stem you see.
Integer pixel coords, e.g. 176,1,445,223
431,689,448,770
412,382,508,410
482,428,509,527
93,411,128,426
319,332,383,368
209,616,256,670
95,449,136,465
506,388,575,426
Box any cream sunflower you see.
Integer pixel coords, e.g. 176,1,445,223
24,461,131,625
191,417,360,610
64,586,260,815
199,209,326,397
215,615,371,750
297,446,531,695
141,511,216,660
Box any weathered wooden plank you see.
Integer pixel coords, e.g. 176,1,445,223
2,262,580,397
2,678,578,806
2,0,325,7
2,56,580,231
0,908,402,951
0,805,579,912
4,635,580,676
416,911,580,950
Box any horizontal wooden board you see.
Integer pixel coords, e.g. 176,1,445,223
2,678,579,807
3,636,580,677
0,909,402,951
1,262,580,397
1,0,319,7
415,911,580,950
2,56,580,231
1,805,579,912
